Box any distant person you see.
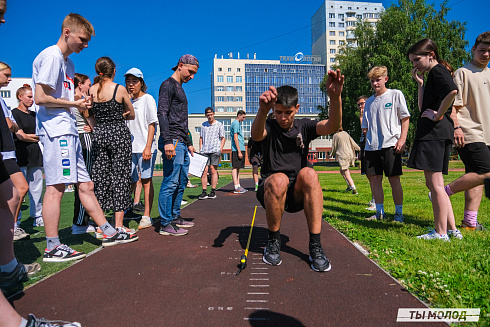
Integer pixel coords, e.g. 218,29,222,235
362,66,410,223
357,95,375,210
12,84,44,230
198,107,225,200
408,38,461,240
443,31,490,231
251,69,343,272
33,14,138,262
124,68,158,229
90,57,136,233
157,55,199,236
331,127,360,194
0,62,29,241
71,73,96,235
247,138,262,192
231,110,247,194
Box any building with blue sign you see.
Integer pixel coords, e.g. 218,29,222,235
211,53,326,115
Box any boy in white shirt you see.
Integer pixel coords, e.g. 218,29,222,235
33,13,137,262
362,66,410,222
125,68,158,229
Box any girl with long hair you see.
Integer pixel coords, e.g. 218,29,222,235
89,57,135,233
407,39,462,241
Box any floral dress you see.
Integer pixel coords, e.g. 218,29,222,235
91,84,132,212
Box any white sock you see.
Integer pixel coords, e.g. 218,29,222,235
235,185,240,190
351,185,356,190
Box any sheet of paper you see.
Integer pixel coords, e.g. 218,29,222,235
188,152,209,178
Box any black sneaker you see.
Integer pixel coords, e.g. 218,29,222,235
43,244,86,262
102,229,139,247
0,262,28,293
263,239,282,266
309,242,331,272
133,202,145,212
198,191,208,200
124,209,141,220
208,190,216,199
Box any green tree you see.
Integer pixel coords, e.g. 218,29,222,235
319,0,470,146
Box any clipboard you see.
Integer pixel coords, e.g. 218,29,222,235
188,152,209,178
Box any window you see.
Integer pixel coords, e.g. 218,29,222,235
0,90,10,98
217,107,224,112
241,119,252,139
195,127,201,133
216,86,224,91
236,76,242,83
338,14,344,19
227,96,234,102
218,68,222,72
236,107,243,111
227,76,233,83
330,58,336,63
237,68,241,72
227,107,234,112
329,31,335,36
347,13,355,17
329,13,335,18
330,49,336,54
236,86,242,92
236,96,242,102
317,152,326,159
330,40,336,45
357,14,362,19
217,76,223,82
348,6,352,10
339,40,345,45
299,77,304,84
227,86,233,92
347,21,355,27
329,22,335,27
339,31,345,36
216,96,224,102
339,23,344,27
221,153,230,161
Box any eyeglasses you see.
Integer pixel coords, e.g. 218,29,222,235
357,102,365,107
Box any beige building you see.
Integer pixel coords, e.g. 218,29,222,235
311,0,383,69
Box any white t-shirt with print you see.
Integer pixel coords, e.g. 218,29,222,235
361,89,410,151
127,93,158,153
32,45,77,138
200,120,225,153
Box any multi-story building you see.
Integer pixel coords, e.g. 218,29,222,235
311,0,383,68
211,54,326,115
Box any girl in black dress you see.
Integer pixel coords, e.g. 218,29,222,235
407,39,461,241
89,57,135,233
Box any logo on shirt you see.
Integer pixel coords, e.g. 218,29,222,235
384,103,393,109
62,159,70,167
61,149,69,157
63,74,74,90
59,140,68,147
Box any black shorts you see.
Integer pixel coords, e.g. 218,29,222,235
407,140,452,175
0,160,9,184
256,176,303,213
365,147,402,177
250,154,263,167
456,142,490,174
232,151,245,169
3,158,21,175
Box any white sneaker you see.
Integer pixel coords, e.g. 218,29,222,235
33,217,44,227
138,216,153,229
181,200,188,205
417,229,450,241
448,229,463,240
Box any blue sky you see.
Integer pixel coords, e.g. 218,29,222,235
0,0,485,113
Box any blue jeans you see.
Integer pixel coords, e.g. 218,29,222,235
158,140,190,226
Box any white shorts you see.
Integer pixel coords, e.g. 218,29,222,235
40,134,91,186
131,152,157,182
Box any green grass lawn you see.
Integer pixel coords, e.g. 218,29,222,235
13,166,489,325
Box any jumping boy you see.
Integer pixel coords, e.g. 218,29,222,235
251,69,343,272
33,13,137,262
362,66,410,222
444,31,490,230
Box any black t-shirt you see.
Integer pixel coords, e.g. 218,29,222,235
247,138,262,160
414,64,458,141
261,118,318,179
11,108,43,167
